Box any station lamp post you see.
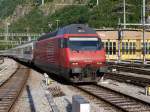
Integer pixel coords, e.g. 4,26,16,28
5,22,10,41
56,19,60,29
48,23,53,32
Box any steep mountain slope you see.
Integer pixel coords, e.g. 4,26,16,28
0,0,142,33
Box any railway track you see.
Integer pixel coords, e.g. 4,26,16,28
104,72,150,87
111,65,150,76
107,61,150,75
0,64,30,112
107,61,150,68
75,84,150,112
106,62,150,86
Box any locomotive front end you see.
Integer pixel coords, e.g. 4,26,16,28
68,37,107,82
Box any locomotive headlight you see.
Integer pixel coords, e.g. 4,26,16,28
97,62,102,65
72,62,78,65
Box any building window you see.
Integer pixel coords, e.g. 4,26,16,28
109,42,112,55
133,42,136,54
145,42,148,54
122,42,125,55
106,42,108,54
129,42,132,54
126,42,128,54
113,42,116,55
149,43,150,54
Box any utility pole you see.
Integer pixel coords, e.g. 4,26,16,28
97,0,99,6
123,0,126,29
118,18,122,63
142,0,146,64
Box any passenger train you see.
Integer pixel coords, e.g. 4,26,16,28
3,24,107,83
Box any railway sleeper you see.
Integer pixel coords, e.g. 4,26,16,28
101,96,123,100
122,106,150,111
116,102,139,106
110,100,134,103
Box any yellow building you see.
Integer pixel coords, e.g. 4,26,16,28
96,29,150,60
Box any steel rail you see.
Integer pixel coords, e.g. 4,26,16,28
74,84,150,112
105,72,150,87
0,65,30,112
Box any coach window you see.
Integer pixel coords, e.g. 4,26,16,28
113,42,116,55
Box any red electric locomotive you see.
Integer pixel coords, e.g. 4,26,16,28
34,24,107,82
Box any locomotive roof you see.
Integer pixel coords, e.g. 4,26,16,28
37,24,96,41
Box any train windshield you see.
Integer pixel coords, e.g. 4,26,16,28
68,37,102,51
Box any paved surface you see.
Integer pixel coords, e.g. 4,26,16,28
98,79,150,104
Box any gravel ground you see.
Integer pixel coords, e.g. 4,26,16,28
0,59,4,64
98,79,150,104
12,69,53,112
12,70,121,112
48,81,122,112
4,57,148,112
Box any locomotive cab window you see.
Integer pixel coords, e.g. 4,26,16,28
68,37,102,51
59,38,68,48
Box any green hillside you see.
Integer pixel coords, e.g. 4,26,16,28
0,0,142,33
